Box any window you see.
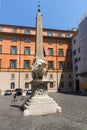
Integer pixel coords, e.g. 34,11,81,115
73,50,76,56
74,39,76,44
11,82,15,89
78,47,80,53
74,58,78,64
61,74,64,78
75,65,78,71
66,50,72,56
25,74,29,79
0,59,1,68
48,39,53,44
78,57,80,61
58,49,64,56
58,39,62,44
48,61,54,69
48,48,54,56
10,60,17,68
69,74,72,78
0,26,2,32
0,45,2,53
13,28,17,33
11,37,18,42
24,38,31,43
58,32,62,37
59,62,65,70
11,74,15,79
50,82,54,88
11,46,17,54
76,74,78,78
50,74,53,79
25,82,29,89
65,33,71,38
67,41,71,45
24,60,30,69
24,47,30,55
67,63,72,69
24,29,30,34
48,32,53,36
68,82,72,87
0,36,3,41
60,82,64,88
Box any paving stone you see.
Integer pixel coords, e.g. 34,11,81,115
0,93,87,130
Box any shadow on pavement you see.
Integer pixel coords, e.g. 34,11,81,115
10,104,23,111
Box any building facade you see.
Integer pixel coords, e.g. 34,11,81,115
0,24,75,93
72,14,87,93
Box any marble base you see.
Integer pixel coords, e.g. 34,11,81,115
23,95,62,116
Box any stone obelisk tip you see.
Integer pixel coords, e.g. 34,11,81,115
36,0,44,59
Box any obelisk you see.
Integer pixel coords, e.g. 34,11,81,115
36,2,44,59
23,1,62,116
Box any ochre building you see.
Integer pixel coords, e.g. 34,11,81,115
0,24,76,92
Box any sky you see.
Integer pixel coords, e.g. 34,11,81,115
0,0,87,30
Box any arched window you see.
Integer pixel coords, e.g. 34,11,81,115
25,82,29,89
11,82,15,89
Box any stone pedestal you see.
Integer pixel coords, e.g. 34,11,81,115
23,80,62,116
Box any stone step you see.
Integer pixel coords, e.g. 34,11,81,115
23,104,61,116
23,95,62,116
30,100,57,105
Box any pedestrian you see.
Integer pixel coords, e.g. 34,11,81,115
13,91,17,102
22,90,26,101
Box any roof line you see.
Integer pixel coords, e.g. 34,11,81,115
0,24,77,32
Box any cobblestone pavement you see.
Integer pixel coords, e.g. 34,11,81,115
0,93,87,130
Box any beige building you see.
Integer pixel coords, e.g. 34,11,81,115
72,14,87,93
